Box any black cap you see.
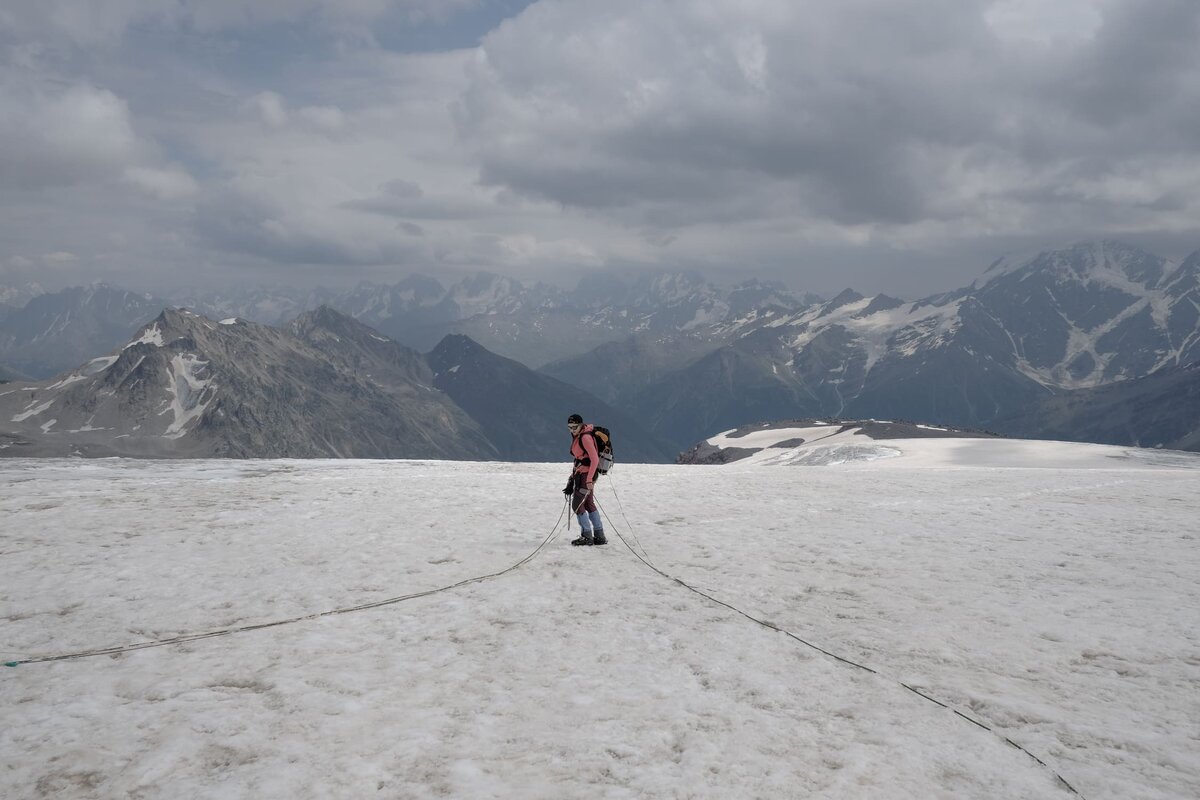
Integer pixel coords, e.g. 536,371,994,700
567,413,583,424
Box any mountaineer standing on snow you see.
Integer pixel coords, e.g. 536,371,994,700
563,413,606,546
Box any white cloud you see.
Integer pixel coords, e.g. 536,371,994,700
252,91,289,127
249,92,346,133
0,84,139,188
123,166,200,200
298,105,345,132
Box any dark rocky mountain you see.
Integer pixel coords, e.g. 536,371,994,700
0,307,675,462
557,241,1200,449
1002,361,1200,451
0,308,495,459
290,305,434,389
0,284,163,378
427,334,677,463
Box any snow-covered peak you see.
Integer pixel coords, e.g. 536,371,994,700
632,271,715,306
124,322,165,349
817,288,866,317
976,240,1172,292
447,272,529,317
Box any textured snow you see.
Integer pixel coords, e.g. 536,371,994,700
756,443,902,466
708,424,1197,471
2,447,1198,799
219,318,240,325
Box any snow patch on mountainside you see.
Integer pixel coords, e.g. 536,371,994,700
45,373,88,390
83,355,119,375
12,399,54,422
784,297,965,374
160,354,214,438
125,323,165,349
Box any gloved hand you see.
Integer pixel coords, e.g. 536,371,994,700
562,475,575,495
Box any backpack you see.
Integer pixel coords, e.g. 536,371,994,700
591,426,615,474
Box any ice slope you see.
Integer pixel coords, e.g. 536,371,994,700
2,444,1198,799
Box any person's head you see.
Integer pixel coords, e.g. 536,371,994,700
567,413,583,434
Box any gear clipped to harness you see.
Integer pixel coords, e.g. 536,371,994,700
591,426,615,474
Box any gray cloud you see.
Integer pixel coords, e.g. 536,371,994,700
194,189,424,266
0,1,482,45
1,0,1198,297
458,0,1200,242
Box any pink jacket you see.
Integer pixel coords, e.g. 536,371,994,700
570,423,600,484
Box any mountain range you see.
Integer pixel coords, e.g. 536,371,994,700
0,273,818,380
0,307,673,462
0,285,162,379
3,240,1198,454
182,272,820,368
543,241,1200,449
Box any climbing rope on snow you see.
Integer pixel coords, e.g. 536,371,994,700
604,472,649,560
3,498,571,668
594,498,1085,799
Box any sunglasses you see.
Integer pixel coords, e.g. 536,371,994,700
567,423,581,430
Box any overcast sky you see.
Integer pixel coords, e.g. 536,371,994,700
2,0,1198,298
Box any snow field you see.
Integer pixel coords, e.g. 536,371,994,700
2,454,1198,798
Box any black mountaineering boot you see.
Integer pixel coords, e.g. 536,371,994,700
571,532,594,546
592,529,607,545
